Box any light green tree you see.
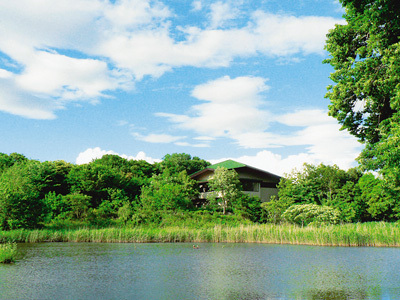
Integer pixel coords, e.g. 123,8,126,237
140,170,198,212
207,167,242,215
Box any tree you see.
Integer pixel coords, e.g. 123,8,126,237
140,170,198,212
0,161,46,229
359,113,400,184
277,163,357,206
67,163,144,208
207,167,242,215
159,153,210,175
324,0,400,144
91,154,155,178
272,164,366,223
0,152,28,174
357,173,400,221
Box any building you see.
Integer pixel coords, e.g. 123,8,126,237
190,160,281,203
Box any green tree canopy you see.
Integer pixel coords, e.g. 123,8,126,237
91,154,155,178
325,0,400,144
275,163,366,223
0,152,28,174
140,170,198,212
207,167,242,215
159,153,210,175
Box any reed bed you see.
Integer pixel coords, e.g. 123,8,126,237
0,242,17,263
0,222,399,246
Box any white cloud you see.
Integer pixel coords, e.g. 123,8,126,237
75,147,160,164
192,1,202,11
0,1,342,119
103,0,171,31
0,69,13,79
175,141,210,148
194,136,216,141
15,51,121,99
209,2,239,28
157,76,271,137
154,78,361,173
0,77,60,119
132,132,186,143
210,147,357,177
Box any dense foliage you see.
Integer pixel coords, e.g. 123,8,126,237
325,0,400,144
264,163,400,224
1,152,400,229
0,152,263,230
324,0,400,217
206,167,242,215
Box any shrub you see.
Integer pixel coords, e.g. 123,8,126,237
282,204,340,226
0,242,17,263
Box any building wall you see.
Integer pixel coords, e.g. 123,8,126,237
260,187,278,202
237,170,265,181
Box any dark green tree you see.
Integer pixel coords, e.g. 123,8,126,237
159,153,210,175
325,0,400,144
67,163,144,208
0,152,28,174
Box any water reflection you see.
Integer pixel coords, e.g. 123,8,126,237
0,243,399,299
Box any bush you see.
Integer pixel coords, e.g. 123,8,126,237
0,242,17,263
282,204,340,226
261,196,293,224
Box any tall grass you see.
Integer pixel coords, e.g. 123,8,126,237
0,242,17,263
0,222,399,246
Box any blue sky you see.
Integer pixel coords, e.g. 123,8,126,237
0,0,361,175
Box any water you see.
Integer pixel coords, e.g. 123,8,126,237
0,243,399,299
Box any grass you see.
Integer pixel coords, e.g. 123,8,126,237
0,222,399,246
0,242,17,263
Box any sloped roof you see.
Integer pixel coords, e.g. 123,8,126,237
190,159,281,182
208,160,246,170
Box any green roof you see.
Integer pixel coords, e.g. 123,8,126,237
208,160,246,170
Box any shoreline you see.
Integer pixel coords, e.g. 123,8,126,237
1,222,399,247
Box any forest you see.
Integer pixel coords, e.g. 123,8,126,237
0,151,398,231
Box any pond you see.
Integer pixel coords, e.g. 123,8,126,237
0,243,399,299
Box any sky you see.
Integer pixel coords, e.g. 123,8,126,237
0,0,362,176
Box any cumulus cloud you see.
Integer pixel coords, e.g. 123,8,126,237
153,77,361,173
0,1,342,119
0,77,61,119
210,147,358,177
132,132,186,143
209,2,239,28
192,1,203,11
15,51,121,99
75,147,160,164
157,76,271,137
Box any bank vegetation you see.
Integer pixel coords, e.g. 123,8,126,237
0,222,399,247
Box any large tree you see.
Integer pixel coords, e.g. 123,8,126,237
140,170,198,212
324,0,400,144
207,167,242,215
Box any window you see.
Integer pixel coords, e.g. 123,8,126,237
241,181,260,192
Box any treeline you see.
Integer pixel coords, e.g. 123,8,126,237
0,152,262,230
264,164,400,226
1,152,399,231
